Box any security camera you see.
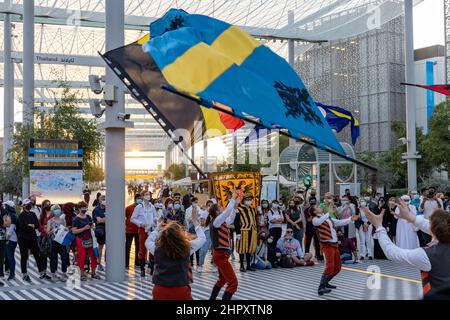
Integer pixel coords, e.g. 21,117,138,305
88,75,104,94
117,113,131,121
89,99,105,118
398,137,408,145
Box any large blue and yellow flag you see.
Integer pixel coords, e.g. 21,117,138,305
143,9,344,154
316,103,360,145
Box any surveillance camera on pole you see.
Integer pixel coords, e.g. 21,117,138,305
89,99,105,118
117,112,131,121
88,75,105,94
398,137,408,145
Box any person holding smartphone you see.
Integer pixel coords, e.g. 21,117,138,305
185,197,201,271
419,187,442,245
72,201,99,281
17,199,45,283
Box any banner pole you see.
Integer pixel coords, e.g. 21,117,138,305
161,85,378,172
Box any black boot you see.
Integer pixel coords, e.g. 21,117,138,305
209,285,222,300
239,254,246,272
325,275,336,289
222,291,233,300
149,258,154,276
246,254,256,271
318,274,332,296
140,261,146,278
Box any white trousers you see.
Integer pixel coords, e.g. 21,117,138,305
358,224,373,258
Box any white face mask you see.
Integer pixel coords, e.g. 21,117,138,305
272,204,279,209
244,200,252,206
360,201,367,207
267,238,273,244
364,197,371,201
101,200,106,206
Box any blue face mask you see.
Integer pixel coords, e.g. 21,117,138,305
174,204,181,210
136,199,143,205
413,195,420,200
53,209,62,216
262,203,268,208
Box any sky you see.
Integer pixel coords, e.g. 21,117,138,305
414,0,445,49
0,0,446,163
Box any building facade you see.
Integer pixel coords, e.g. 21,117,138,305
413,45,446,134
296,17,406,154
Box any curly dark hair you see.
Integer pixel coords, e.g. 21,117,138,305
205,204,220,227
430,209,450,244
155,221,191,260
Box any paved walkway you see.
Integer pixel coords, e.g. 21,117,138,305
0,248,422,300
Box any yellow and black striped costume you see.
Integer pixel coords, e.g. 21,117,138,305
234,205,257,254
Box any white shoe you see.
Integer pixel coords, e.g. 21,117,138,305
196,265,203,273
51,273,59,282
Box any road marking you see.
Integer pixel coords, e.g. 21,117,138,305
341,266,421,284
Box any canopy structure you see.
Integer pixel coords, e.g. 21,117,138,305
263,174,296,187
1,0,423,41
171,176,192,186
0,1,422,155
277,142,358,199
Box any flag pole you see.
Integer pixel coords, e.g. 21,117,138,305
175,140,208,180
161,85,378,172
99,53,207,180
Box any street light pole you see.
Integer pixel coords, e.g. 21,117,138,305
288,10,297,147
22,0,35,198
3,0,13,163
103,0,126,282
403,0,420,192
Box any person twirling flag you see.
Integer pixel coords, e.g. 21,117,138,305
143,8,344,154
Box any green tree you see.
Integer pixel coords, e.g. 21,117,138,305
0,161,22,197
423,101,450,179
164,164,186,180
6,80,104,189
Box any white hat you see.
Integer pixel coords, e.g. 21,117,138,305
4,201,15,208
209,198,217,204
401,195,411,201
23,199,32,206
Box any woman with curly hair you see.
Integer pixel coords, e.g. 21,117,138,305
145,207,205,300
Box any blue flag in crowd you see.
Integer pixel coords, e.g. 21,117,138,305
144,9,344,154
316,103,360,145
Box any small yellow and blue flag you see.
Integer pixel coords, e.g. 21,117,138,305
316,103,360,145
143,8,344,154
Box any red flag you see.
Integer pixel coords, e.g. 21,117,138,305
401,83,450,96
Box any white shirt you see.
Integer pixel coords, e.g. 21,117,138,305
145,225,206,256
312,213,352,243
267,209,283,229
375,215,431,271
420,199,441,219
130,202,157,232
213,199,237,228
184,205,198,228
199,209,209,232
